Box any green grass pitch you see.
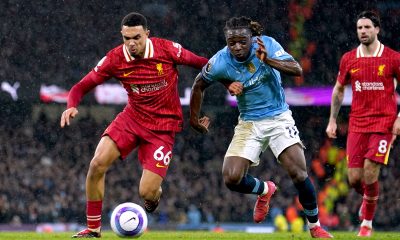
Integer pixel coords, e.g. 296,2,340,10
1,231,400,240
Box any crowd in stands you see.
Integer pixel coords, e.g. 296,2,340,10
1,104,400,231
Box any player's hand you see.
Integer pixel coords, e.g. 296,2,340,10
326,121,337,138
190,116,210,134
60,107,79,128
255,37,268,63
227,82,243,96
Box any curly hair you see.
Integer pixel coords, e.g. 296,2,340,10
223,16,263,37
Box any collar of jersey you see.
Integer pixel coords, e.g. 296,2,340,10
229,47,256,67
123,38,154,62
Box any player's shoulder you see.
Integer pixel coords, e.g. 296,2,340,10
259,35,276,43
149,37,177,48
105,44,124,58
203,48,229,77
341,48,357,62
382,45,400,57
209,48,230,67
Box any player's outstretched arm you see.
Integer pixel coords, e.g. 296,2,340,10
60,107,79,128
60,71,106,128
326,81,345,138
255,37,302,76
190,73,211,134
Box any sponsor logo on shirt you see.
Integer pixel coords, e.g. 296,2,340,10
354,80,384,92
130,79,168,93
350,68,360,74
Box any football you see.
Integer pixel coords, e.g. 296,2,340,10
110,202,148,238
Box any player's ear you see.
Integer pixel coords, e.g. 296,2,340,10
146,29,150,37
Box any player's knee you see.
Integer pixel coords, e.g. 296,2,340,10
222,170,242,186
88,157,109,175
139,186,159,201
289,170,308,184
348,178,362,188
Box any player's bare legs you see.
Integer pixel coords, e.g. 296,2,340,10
279,144,332,238
87,136,121,200
140,169,163,212
222,156,250,187
355,159,381,237
73,136,120,238
222,156,276,223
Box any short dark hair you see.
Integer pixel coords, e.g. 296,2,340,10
357,11,381,27
223,16,263,37
121,12,148,29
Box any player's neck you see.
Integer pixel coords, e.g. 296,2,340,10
360,40,380,57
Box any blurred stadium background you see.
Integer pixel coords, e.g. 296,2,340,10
1,0,400,234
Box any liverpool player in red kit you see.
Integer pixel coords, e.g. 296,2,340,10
326,11,400,237
60,12,208,238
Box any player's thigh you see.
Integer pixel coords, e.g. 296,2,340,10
346,132,368,168
102,111,141,160
364,133,393,165
225,120,265,166
138,130,175,178
267,110,304,159
278,144,307,181
91,136,121,170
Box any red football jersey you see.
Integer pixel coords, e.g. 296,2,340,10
68,37,208,132
337,42,400,133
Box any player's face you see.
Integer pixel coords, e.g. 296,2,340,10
225,29,252,61
356,18,379,46
121,25,149,58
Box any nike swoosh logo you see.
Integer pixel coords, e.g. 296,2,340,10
123,70,135,77
156,163,167,168
375,153,385,157
350,68,360,74
123,216,136,224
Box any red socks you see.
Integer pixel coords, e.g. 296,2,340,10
87,200,102,231
363,181,379,221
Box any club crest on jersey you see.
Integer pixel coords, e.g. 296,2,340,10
378,64,385,76
246,62,256,73
156,63,164,75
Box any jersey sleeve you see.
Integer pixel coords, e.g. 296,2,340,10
164,40,208,69
262,36,294,61
201,52,226,84
336,53,350,85
93,54,114,78
67,54,112,108
394,53,400,80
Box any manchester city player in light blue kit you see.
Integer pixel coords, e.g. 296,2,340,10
190,16,332,238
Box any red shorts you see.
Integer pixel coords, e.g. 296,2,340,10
103,109,175,178
346,132,392,168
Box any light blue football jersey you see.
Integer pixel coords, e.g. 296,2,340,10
202,35,293,120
